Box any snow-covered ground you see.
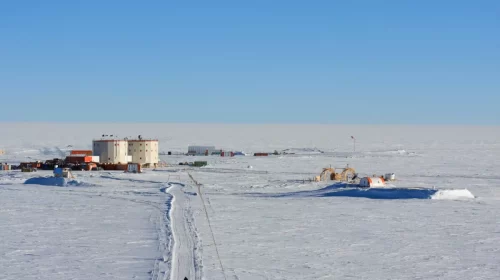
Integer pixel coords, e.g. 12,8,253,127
1,123,499,279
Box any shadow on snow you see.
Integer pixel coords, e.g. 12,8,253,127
245,183,441,200
24,177,95,187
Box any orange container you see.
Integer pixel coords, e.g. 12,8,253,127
70,150,93,156
65,156,93,163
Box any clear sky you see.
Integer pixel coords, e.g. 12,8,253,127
0,0,498,124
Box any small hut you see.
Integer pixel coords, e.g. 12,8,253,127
54,168,75,178
359,177,386,188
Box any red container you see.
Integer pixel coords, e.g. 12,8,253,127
221,151,235,157
115,164,128,171
70,150,93,156
65,156,93,163
254,153,269,156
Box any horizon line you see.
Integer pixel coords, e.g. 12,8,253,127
0,121,498,127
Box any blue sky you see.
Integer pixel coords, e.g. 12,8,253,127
0,0,498,124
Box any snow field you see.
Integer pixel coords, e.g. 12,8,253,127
1,123,500,279
192,188,500,280
0,182,162,280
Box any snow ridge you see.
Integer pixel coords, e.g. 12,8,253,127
153,185,174,280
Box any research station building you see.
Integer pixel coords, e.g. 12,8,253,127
128,139,159,168
92,139,131,164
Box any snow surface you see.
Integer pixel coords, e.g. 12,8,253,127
1,123,499,279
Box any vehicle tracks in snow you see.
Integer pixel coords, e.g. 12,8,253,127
163,181,203,280
2,173,205,280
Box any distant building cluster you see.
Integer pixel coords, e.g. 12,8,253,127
187,145,240,157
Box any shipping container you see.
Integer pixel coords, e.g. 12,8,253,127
254,153,269,156
126,163,142,173
100,163,128,171
220,151,234,157
115,164,128,171
65,156,93,164
20,162,42,168
70,150,93,156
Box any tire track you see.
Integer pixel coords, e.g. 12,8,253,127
165,182,202,280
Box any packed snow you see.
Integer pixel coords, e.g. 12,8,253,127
1,123,499,280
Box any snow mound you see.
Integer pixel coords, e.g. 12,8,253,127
24,177,94,187
430,189,475,200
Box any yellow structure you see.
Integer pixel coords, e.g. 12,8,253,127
314,165,356,182
319,168,336,181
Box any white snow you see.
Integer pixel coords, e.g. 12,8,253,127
430,189,476,200
0,182,162,280
1,123,500,279
166,181,202,280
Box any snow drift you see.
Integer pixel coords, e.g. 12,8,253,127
249,183,475,200
320,187,475,200
430,189,475,200
24,177,94,187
